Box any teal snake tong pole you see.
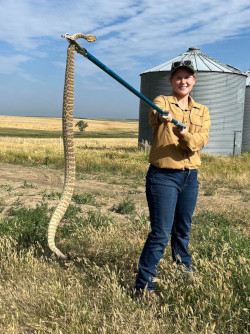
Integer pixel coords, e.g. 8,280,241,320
62,33,186,129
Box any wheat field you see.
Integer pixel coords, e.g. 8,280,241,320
0,115,138,133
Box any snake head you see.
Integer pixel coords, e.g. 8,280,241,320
61,33,97,43
81,34,97,43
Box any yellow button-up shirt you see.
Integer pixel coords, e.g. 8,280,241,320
149,95,211,170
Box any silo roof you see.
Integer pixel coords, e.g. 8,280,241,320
246,70,250,86
142,47,245,75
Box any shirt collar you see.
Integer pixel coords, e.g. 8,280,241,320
168,94,200,110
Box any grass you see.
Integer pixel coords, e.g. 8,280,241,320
0,184,13,192
0,202,50,251
111,197,136,214
72,192,100,206
0,137,250,190
22,180,37,189
0,202,249,333
0,117,249,333
199,153,250,190
0,127,138,138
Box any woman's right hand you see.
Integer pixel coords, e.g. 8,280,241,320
158,110,172,124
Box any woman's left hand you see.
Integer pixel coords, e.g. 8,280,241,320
172,126,188,139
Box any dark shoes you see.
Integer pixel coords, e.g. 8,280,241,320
178,265,196,282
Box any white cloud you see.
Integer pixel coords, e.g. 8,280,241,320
0,55,30,74
0,0,250,75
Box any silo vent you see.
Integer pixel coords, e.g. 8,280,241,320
187,47,201,52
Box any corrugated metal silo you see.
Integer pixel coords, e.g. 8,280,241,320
242,71,250,152
139,47,247,156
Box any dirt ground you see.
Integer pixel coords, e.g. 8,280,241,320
0,162,146,218
0,162,249,230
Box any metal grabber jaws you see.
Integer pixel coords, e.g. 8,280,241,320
61,33,97,56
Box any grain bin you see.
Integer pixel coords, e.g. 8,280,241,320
139,47,246,156
242,71,250,152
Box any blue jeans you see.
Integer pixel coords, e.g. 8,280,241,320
135,165,199,291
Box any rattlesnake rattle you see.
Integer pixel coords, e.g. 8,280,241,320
47,33,97,259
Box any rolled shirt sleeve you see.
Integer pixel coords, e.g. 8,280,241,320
149,96,167,126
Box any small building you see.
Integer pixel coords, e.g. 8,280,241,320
242,71,250,152
138,47,247,156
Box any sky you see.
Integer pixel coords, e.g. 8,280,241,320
0,0,250,119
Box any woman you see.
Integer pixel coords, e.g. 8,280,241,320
135,60,211,295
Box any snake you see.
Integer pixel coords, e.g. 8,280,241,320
47,33,97,260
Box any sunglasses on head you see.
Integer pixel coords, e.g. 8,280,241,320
172,60,193,69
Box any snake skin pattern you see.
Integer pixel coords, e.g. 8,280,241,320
47,33,97,259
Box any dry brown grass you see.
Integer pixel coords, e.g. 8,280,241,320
0,137,137,149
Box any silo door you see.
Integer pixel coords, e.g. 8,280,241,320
233,131,242,156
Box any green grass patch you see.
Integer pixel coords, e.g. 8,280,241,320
0,127,138,138
42,190,62,200
21,180,37,189
81,210,115,230
72,192,100,205
0,202,50,250
0,184,13,192
111,197,136,214
192,211,249,260
0,202,83,252
0,128,63,138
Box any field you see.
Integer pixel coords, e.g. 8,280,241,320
0,116,138,138
0,116,249,333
